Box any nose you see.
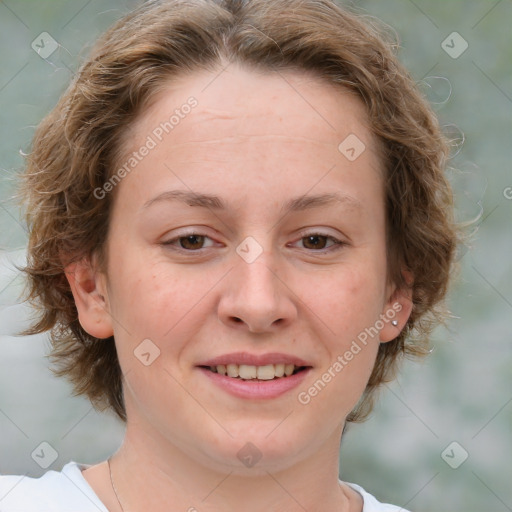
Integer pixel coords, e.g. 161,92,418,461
217,254,298,333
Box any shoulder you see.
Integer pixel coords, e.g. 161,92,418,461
344,481,411,512
0,461,108,512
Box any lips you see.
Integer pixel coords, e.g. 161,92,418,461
198,364,312,399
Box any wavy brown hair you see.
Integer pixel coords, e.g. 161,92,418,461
20,0,459,423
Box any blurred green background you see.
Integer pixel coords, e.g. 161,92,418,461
0,1,511,511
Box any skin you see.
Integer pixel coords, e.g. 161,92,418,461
67,63,413,511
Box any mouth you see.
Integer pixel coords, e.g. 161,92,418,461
196,352,313,398
199,363,309,381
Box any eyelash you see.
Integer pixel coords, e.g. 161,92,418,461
160,231,346,253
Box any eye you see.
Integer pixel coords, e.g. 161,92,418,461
292,233,345,251
161,231,345,253
161,233,215,251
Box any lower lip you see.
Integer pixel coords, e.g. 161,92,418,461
198,367,311,399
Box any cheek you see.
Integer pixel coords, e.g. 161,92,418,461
308,263,386,399
317,263,386,335
106,251,220,362
106,252,179,338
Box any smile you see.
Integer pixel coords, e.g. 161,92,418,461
203,363,307,380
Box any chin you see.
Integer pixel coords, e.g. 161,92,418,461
191,423,314,475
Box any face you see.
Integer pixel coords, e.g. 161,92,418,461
69,64,411,474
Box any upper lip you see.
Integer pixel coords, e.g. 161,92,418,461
198,352,312,367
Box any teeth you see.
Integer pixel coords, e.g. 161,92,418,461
284,364,294,376
211,363,302,380
256,364,275,380
239,364,257,379
226,364,239,378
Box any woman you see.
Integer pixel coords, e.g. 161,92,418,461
0,0,458,510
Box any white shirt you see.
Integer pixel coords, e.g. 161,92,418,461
0,461,410,511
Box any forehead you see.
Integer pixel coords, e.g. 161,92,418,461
110,64,385,219
121,63,381,164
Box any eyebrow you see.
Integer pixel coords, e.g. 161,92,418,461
143,189,362,214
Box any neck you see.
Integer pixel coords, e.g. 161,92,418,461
109,422,353,512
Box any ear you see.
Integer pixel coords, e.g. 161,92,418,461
379,269,414,343
64,256,114,339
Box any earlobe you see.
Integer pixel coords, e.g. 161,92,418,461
379,270,414,343
64,258,114,339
